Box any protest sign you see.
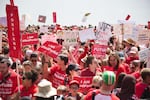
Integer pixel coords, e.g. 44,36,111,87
40,25,49,33
0,17,7,27
79,28,96,42
92,44,107,59
74,76,92,94
53,12,57,23
41,34,57,45
38,15,46,23
38,41,62,58
137,29,150,45
147,48,150,68
138,48,150,61
96,22,111,45
22,33,39,46
0,31,2,53
57,30,78,46
6,4,21,59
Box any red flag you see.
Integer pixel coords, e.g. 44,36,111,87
148,21,150,29
6,5,21,59
125,15,131,20
53,12,57,23
38,15,46,23
22,33,39,46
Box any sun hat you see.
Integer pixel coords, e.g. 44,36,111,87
124,38,136,46
102,71,116,85
34,79,57,98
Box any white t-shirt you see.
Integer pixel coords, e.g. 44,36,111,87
95,93,111,100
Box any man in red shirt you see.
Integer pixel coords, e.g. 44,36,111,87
80,55,101,77
0,58,22,100
135,68,150,98
43,54,68,88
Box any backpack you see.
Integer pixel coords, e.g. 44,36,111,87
140,86,150,99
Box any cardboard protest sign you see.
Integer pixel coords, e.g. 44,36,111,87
96,22,111,45
137,29,150,45
0,31,2,53
38,41,62,58
57,30,78,46
92,44,107,59
123,23,134,34
74,76,93,94
40,26,49,33
0,17,7,27
20,14,26,31
38,15,46,23
6,4,21,59
147,48,150,68
138,48,150,61
22,33,39,46
79,28,96,42
41,34,57,45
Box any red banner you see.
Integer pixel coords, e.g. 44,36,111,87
92,44,107,59
38,41,62,58
6,5,21,59
22,33,39,46
148,21,150,29
74,76,92,94
125,14,131,20
53,12,57,23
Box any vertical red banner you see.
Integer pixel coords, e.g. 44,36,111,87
148,21,150,29
125,14,131,20
6,5,21,59
53,12,57,23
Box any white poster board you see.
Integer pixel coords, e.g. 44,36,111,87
41,34,57,45
138,48,150,61
96,22,111,45
0,30,2,53
79,28,96,42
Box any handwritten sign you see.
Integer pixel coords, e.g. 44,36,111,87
138,48,150,61
96,22,111,45
79,28,96,42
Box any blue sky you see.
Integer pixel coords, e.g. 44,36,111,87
0,0,150,26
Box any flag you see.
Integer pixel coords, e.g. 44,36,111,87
53,12,57,23
6,4,21,59
125,15,131,20
38,15,46,23
148,21,150,29
82,13,91,22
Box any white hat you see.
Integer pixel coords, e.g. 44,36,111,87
26,49,33,57
34,79,57,98
129,47,138,54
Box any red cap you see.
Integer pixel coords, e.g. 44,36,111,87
69,80,79,87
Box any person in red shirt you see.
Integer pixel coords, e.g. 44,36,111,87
103,52,126,79
80,55,101,77
125,47,139,65
135,68,150,98
12,70,38,99
0,58,22,100
43,54,69,88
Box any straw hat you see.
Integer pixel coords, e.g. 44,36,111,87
34,79,56,98
124,38,136,45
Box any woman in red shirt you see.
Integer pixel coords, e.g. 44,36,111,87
102,52,126,79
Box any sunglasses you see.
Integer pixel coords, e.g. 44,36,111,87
22,76,27,80
91,86,99,89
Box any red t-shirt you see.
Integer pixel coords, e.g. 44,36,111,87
125,56,139,64
102,65,126,79
80,68,101,77
49,65,66,88
14,84,37,98
0,70,22,100
131,71,141,81
135,82,148,98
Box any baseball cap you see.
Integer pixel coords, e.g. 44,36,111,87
69,80,79,87
102,71,116,85
66,64,80,75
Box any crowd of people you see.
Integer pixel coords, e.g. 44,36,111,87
0,24,150,100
